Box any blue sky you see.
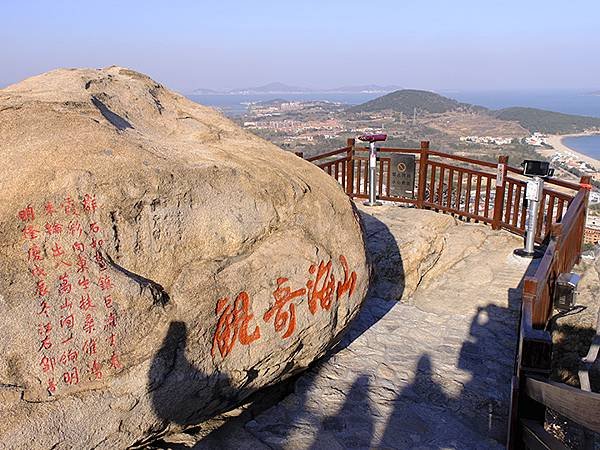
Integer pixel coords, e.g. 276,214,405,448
1,0,599,92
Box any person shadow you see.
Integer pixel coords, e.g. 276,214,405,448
143,321,247,446
149,209,522,449
376,302,519,449
176,209,404,448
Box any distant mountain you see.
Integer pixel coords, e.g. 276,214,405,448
590,91,600,96
493,107,600,134
190,83,401,95
347,89,478,114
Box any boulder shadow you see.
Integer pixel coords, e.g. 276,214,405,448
336,208,405,350
146,207,405,448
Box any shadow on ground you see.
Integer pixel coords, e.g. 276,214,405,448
146,209,538,449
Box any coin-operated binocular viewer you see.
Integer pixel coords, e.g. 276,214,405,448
358,133,387,206
514,160,555,258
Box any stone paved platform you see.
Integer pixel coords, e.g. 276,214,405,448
163,204,532,449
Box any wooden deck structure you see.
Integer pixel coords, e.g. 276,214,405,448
304,140,597,449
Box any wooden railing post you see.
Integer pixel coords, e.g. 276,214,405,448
417,141,429,208
346,138,355,197
492,155,509,230
577,175,592,260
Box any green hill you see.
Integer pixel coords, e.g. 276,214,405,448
347,89,476,114
493,107,600,134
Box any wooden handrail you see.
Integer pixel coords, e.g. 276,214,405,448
524,377,600,433
427,149,499,168
306,146,351,162
558,188,587,232
429,160,496,179
354,146,420,154
506,165,583,191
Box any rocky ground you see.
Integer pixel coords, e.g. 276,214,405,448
151,203,536,449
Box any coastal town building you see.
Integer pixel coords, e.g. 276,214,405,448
524,132,548,146
585,215,600,245
584,226,600,245
459,135,514,145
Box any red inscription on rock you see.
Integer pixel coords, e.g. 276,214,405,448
210,254,359,360
17,193,125,396
211,292,261,359
263,278,306,339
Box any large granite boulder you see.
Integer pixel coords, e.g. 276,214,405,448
0,67,369,448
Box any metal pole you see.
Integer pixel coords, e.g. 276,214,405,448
525,177,543,254
364,141,382,206
515,176,544,257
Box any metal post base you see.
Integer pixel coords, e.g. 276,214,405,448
363,200,383,207
513,248,544,259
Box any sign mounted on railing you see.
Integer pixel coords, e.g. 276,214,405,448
387,154,416,198
496,163,505,186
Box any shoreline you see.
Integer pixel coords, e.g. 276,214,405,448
542,133,600,171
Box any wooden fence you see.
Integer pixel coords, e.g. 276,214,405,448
305,139,585,243
303,139,595,449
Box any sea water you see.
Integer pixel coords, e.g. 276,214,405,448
186,93,381,116
187,89,600,161
447,89,600,119
562,135,600,161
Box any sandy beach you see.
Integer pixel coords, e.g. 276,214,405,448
542,133,600,171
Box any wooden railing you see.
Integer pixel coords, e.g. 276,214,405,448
302,140,594,448
508,183,595,449
303,139,585,243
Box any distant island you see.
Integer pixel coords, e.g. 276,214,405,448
190,82,402,95
233,88,600,185
347,89,482,115
348,89,600,134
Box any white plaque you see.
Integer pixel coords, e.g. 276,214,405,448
526,180,540,201
496,163,505,186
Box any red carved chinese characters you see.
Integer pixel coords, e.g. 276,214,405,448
263,278,306,339
82,194,97,213
17,193,125,395
210,254,359,360
306,260,336,314
18,205,35,222
22,225,39,240
336,255,357,301
211,292,261,359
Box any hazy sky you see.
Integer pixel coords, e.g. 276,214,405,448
1,0,599,92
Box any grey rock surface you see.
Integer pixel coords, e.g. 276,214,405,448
0,67,369,449
180,204,529,449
